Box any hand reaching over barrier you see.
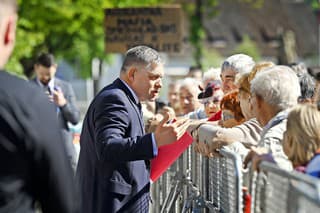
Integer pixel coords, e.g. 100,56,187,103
243,147,274,171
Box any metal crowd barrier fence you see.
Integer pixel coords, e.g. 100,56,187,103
290,182,320,213
207,147,243,213
151,146,320,213
151,145,243,213
250,161,320,213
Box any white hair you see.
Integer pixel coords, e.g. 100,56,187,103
221,54,255,75
203,67,221,82
179,77,202,94
250,65,300,111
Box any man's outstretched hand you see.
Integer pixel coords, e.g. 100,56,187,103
154,112,190,147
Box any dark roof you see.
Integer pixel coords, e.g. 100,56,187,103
204,0,318,57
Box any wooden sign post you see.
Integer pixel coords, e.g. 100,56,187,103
104,6,183,54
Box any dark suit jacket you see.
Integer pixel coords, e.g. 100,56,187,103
0,71,77,212
30,77,80,157
76,78,156,213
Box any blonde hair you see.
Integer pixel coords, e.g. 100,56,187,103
284,104,320,167
236,61,274,94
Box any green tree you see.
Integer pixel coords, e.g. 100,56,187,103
182,0,218,69
6,0,170,78
6,0,269,78
307,0,319,9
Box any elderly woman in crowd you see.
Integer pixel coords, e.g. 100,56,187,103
179,78,206,119
219,90,245,127
214,62,274,144
197,80,224,121
193,62,274,157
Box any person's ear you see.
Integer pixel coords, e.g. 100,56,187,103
127,67,136,82
52,64,58,73
4,16,16,45
255,95,263,109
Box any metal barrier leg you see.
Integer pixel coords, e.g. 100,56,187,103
160,173,185,213
157,147,244,213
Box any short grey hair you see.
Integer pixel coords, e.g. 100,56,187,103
221,54,255,75
250,65,300,111
203,67,221,82
120,45,163,73
289,62,307,76
179,77,202,94
298,72,316,101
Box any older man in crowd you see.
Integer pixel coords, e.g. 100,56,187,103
244,65,300,170
190,54,255,149
220,54,255,93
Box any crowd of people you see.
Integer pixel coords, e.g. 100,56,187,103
1,0,320,212
141,53,320,181
145,55,320,179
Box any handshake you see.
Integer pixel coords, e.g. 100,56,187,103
151,111,223,153
148,108,242,159
188,122,225,157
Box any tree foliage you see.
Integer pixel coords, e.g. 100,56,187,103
6,0,170,78
182,0,218,68
10,0,313,78
307,0,319,9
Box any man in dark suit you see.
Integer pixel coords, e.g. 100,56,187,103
31,53,80,170
76,46,189,212
0,0,77,212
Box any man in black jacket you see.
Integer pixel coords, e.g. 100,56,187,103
0,0,77,212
